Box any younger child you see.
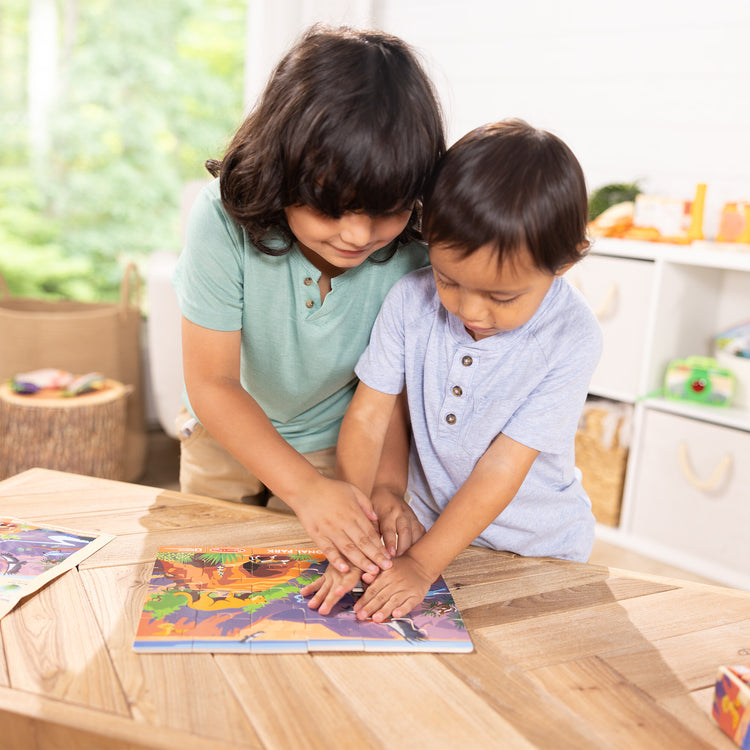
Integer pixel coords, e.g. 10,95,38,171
303,119,602,620
172,25,444,577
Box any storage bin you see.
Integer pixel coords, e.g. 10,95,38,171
575,399,632,526
629,408,750,579
569,254,655,400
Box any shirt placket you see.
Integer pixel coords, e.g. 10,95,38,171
300,272,325,318
439,351,478,437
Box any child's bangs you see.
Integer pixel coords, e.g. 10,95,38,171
291,113,432,217
295,154,423,218
425,186,527,262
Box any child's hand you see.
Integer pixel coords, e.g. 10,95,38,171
371,487,425,558
295,477,392,577
353,554,434,623
300,565,362,615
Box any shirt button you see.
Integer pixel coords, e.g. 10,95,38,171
304,277,313,286
305,300,314,309
452,385,463,397
462,355,473,367
445,413,457,424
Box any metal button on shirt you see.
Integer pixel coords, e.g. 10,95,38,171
452,385,463,397
462,355,473,366
304,277,313,286
305,300,314,309
445,413,457,424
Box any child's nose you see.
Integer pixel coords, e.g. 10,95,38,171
457,293,486,322
339,213,374,247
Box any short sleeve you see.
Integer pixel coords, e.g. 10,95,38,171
354,278,409,396
172,180,246,331
502,301,602,454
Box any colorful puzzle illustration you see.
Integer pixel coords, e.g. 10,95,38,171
133,546,473,653
0,518,113,618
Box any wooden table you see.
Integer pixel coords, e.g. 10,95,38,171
0,468,746,750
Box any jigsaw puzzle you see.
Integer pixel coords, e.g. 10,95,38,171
133,546,473,653
0,518,113,618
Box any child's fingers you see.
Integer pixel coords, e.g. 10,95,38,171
315,582,350,616
316,542,351,575
379,519,399,559
337,528,392,574
304,584,329,611
355,588,418,623
360,570,377,585
303,569,360,614
394,515,425,556
353,580,398,621
353,490,379,523
299,575,324,598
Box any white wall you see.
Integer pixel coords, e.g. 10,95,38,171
245,0,750,238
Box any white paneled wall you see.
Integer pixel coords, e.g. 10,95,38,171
381,0,750,237
246,0,750,238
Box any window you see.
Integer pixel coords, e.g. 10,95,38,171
0,0,245,301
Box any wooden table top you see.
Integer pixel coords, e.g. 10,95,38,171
0,468,746,750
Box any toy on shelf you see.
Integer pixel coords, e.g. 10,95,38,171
588,183,706,244
664,356,734,407
714,321,750,409
716,202,750,244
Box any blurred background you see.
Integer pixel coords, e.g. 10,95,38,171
2,0,748,300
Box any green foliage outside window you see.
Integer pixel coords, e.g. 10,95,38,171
0,0,246,302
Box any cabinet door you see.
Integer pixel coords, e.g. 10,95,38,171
630,408,750,581
570,254,655,401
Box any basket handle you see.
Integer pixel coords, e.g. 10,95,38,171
569,277,618,320
0,270,10,299
677,442,732,492
119,263,142,312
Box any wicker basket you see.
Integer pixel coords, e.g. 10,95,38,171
0,380,130,481
575,400,632,527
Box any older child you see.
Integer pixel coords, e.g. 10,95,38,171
172,25,444,577
303,119,602,619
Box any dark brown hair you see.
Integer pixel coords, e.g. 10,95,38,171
422,119,589,273
208,24,445,256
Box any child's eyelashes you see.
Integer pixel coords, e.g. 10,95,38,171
491,296,519,306
434,275,455,289
435,275,519,306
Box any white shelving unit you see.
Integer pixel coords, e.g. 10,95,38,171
573,238,750,590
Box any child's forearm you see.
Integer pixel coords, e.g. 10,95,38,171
190,376,394,574
371,389,410,497
189,375,326,504
182,318,325,504
407,434,539,579
336,382,398,494
352,436,540,623
182,318,391,575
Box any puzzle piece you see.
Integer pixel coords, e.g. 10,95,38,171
246,557,308,653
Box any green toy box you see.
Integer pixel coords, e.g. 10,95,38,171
664,356,734,406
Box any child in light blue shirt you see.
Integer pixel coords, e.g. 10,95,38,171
303,119,602,621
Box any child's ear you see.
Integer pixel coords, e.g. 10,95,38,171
556,241,589,277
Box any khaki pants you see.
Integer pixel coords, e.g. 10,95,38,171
175,407,336,513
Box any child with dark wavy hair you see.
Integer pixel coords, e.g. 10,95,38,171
172,25,445,577
303,119,602,619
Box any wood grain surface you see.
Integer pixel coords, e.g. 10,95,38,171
0,468,746,750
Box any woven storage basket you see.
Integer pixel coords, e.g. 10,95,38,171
0,380,130,480
0,266,146,481
575,400,632,527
